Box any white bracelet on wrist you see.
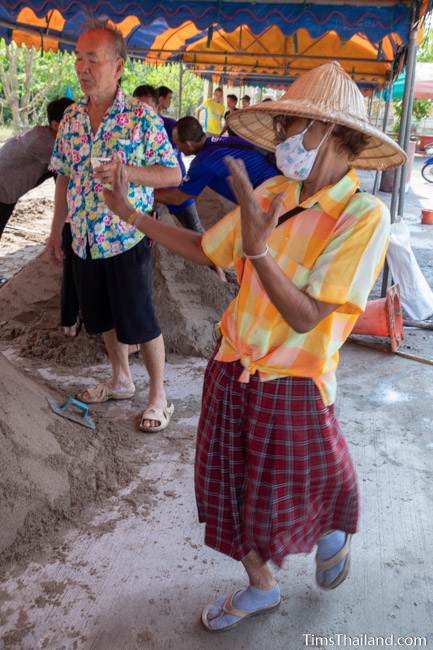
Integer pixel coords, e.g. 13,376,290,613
243,245,269,260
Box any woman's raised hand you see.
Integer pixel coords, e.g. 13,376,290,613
225,156,284,256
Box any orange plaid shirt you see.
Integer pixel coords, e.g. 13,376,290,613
201,169,390,405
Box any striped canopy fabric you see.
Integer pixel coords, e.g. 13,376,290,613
0,1,430,52
0,1,430,89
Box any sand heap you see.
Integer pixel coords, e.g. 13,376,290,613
0,189,237,362
0,353,132,566
0,251,107,367
0,189,237,565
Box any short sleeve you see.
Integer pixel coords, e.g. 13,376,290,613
143,112,178,167
201,206,240,268
305,198,390,313
49,111,72,177
179,158,213,197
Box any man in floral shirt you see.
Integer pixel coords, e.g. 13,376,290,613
47,21,181,432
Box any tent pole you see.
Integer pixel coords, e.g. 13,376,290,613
380,28,417,297
374,88,383,127
372,83,393,195
178,63,184,119
390,29,417,224
367,92,374,118
397,28,418,219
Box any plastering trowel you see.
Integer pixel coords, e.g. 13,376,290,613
47,397,96,430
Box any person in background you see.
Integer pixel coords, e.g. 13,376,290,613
102,60,405,632
241,95,251,109
220,94,238,137
47,22,181,433
196,87,225,136
133,85,205,234
155,116,279,209
157,86,173,114
132,84,158,111
0,97,74,242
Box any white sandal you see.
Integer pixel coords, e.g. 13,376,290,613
77,382,135,404
139,403,174,433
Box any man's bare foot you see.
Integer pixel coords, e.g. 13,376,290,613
139,400,174,433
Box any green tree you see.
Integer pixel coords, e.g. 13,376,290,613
0,39,203,132
392,98,433,134
122,61,203,117
418,27,433,62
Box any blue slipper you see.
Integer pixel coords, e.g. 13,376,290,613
201,587,281,632
315,533,352,590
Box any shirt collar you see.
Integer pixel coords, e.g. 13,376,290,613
298,168,360,219
77,85,127,114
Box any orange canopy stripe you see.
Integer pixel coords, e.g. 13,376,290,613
181,26,403,86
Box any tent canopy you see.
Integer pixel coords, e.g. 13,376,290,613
151,24,404,88
0,1,430,91
0,1,430,54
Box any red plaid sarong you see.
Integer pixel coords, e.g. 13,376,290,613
195,356,359,567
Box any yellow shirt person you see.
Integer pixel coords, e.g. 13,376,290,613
197,88,225,136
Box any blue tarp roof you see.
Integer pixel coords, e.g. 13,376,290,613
0,2,422,48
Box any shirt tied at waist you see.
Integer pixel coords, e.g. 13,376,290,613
238,356,258,383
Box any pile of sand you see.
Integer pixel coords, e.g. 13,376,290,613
0,187,238,567
0,188,237,362
0,353,133,567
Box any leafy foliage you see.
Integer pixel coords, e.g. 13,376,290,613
392,98,433,134
0,39,203,132
418,27,433,63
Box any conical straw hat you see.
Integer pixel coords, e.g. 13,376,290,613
227,61,406,170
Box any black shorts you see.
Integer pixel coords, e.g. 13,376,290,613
72,238,160,344
61,223,80,327
0,201,16,239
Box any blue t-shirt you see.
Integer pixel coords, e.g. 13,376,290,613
161,116,193,212
179,136,279,202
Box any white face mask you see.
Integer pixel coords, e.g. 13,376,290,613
275,121,333,181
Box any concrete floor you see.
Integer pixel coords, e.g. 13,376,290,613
0,337,432,649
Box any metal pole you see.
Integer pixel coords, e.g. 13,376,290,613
389,30,417,225
132,47,395,64
177,64,184,119
367,92,374,118
374,88,383,127
381,29,418,297
372,83,393,195
398,28,418,218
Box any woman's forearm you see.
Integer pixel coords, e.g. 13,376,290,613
133,212,211,266
251,254,337,333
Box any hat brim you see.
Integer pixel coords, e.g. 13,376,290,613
227,99,406,170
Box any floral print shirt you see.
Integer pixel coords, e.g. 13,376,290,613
50,87,178,259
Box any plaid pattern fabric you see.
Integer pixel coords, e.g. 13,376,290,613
195,356,359,566
201,169,390,405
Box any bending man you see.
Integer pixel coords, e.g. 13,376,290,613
155,116,279,214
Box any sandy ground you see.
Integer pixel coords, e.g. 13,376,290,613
0,159,433,648
0,179,55,282
0,342,432,649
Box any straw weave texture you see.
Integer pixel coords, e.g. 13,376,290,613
227,61,405,170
